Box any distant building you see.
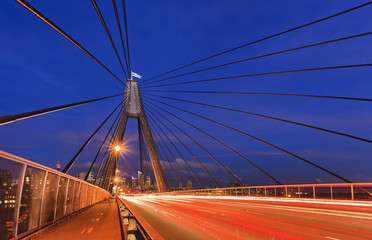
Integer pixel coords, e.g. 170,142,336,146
131,177,137,190
230,182,240,188
0,169,16,239
76,173,86,180
186,180,192,190
145,176,151,190
138,171,144,190
76,172,94,182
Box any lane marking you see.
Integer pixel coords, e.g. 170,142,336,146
325,237,340,240
96,218,100,221
198,209,217,215
91,218,95,222
87,228,94,233
161,211,176,217
80,228,86,234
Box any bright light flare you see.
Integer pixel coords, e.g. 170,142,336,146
115,145,121,151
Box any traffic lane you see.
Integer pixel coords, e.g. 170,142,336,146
121,197,213,240
36,199,121,240
121,196,372,240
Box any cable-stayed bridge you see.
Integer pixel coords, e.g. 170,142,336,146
1,0,372,239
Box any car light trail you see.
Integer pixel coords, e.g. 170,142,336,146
120,195,372,240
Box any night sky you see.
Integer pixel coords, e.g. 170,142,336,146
1,0,372,188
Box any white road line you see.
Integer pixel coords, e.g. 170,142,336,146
80,228,86,234
198,209,217,215
162,211,176,217
87,228,94,233
325,237,340,240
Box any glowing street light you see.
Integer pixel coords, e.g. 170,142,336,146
114,177,119,182
115,145,121,151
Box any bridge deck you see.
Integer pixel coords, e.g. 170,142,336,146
121,196,372,240
34,199,121,240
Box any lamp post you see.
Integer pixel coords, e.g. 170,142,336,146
113,145,121,196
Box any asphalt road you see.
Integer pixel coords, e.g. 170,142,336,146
120,195,372,240
36,199,121,240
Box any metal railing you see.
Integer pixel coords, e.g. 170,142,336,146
158,183,372,201
0,150,111,240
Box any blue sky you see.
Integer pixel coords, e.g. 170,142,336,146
1,0,372,188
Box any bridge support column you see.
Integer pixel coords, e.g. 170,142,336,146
101,80,166,192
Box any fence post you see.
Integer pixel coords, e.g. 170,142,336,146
63,178,70,216
285,187,288,198
313,185,316,199
330,186,333,200
351,185,354,200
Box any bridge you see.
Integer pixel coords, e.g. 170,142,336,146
1,0,372,239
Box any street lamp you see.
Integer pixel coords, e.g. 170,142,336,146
115,145,121,151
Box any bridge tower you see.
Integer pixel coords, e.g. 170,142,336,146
101,79,166,192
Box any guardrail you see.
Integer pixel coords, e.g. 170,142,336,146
117,197,162,240
158,183,372,201
0,150,111,240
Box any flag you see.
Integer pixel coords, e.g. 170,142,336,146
131,71,142,79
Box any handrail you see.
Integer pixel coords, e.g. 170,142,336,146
155,182,372,201
0,150,111,239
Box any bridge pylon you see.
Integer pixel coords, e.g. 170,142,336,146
102,79,167,192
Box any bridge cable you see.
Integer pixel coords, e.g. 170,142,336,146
140,123,169,188
0,93,123,126
145,100,279,185
155,136,180,189
144,100,245,186
148,119,188,184
141,1,372,84
85,109,121,182
142,31,372,86
102,113,128,189
142,64,372,88
91,0,128,79
141,90,372,102
15,0,125,86
143,93,372,144
145,104,225,188
91,95,130,185
146,108,220,188
112,0,130,74
150,123,182,185
122,0,131,71
150,138,172,189
144,97,352,183
63,101,123,173
147,113,204,188
101,91,131,188
139,126,151,180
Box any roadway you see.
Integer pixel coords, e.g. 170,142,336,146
120,195,372,240
35,199,121,240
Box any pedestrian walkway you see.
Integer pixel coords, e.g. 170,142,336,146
35,199,121,240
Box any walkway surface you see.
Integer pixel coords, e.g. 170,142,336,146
121,195,372,240
36,199,121,240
